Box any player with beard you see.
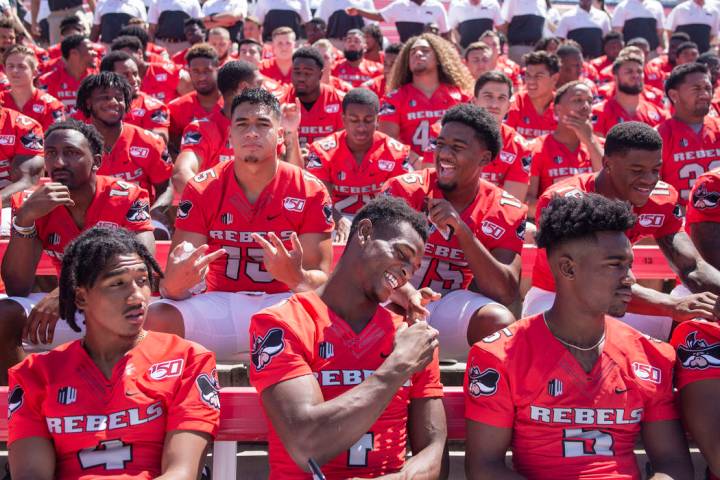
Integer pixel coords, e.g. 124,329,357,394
145,88,334,363
657,62,720,203
525,121,720,341
312,39,354,93
526,82,603,215
331,29,383,88
249,196,447,479
280,47,345,147
472,71,532,202
378,34,473,160
8,226,219,479
594,46,668,110
592,54,668,137
167,44,222,152
383,104,527,361
76,72,172,236
0,120,154,384
465,193,693,479
99,50,170,143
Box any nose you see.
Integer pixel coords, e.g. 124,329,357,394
623,268,636,286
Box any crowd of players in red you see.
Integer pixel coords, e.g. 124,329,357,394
0,8,719,480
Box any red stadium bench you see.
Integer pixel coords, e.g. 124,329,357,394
0,385,464,476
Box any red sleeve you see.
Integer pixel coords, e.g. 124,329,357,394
166,349,220,436
305,140,333,183
7,359,51,444
146,99,170,129
299,172,335,234
670,320,720,390
121,184,154,232
174,175,212,235
180,120,212,161
502,134,532,184
409,348,443,399
13,115,44,156
44,97,65,129
142,133,172,185
641,343,679,423
475,190,527,254
687,172,720,225
380,172,425,210
378,90,401,125
529,139,544,178
248,311,313,393
651,185,684,239
463,345,514,428
591,103,609,136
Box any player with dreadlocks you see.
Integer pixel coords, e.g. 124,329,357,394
0,119,155,384
378,33,473,159
8,226,221,479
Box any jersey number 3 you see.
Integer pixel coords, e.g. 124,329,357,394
78,439,132,470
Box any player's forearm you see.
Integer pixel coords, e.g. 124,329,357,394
287,268,328,292
626,283,676,317
401,434,446,479
353,8,383,21
151,181,173,212
30,0,39,24
283,131,304,168
681,259,720,295
1,177,36,208
1,236,42,296
584,136,604,171
171,153,200,195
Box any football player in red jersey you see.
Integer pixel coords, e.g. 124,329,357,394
645,32,690,91
361,42,401,100
249,196,447,479
99,51,170,143
592,54,668,137
305,88,415,243
465,193,693,480
260,26,296,86
506,51,559,140
658,62,720,203
173,60,263,195
313,39,354,93
378,33,473,158
0,120,155,384
595,47,668,111
76,72,172,234
8,226,219,479
117,23,172,65
1,45,64,130
478,31,521,86
37,34,97,115
524,122,720,341
146,88,334,362
590,31,624,74
383,104,527,361
472,71,531,202
0,105,44,208
526,81,604,215
280,47,344,147
168,44,222,152
555,43,597,96
331,29,383,88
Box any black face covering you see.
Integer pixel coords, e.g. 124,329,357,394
343,50,363,62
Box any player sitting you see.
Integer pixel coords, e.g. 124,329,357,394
8,226,219,479
249,196,447,479
465,193,694,479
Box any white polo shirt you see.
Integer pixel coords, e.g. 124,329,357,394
665,0,719,34
555,6,611,39
379,0,449,34
316,0,375,23
93,0,147,24
201,0,247,17
448,0,504,30
501,0,546,22
611,0,665,29
148,0,202,24
253,0,312,23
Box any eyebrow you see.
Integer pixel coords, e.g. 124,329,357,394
101,265,148,279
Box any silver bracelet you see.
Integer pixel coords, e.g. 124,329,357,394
11,218,36,235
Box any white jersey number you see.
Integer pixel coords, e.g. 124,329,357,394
412,120,430,149
562,428,614,457
678,160,720,200
224,246,274,283
348,432,374,467
78,439,132,470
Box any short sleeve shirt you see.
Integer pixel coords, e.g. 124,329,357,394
0,108,43,189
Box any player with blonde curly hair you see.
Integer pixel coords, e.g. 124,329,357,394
379,33,473,158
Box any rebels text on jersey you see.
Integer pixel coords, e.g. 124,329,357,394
505,91,558,140
531,173,683,292
481,124,532,188
8,332,220,479
280,85,345,146
10,176,153,274
175,161,334,293
465,315,677,480
249,291,442,480
657,116,720,203
180,110,233,170
306,130,411,216
378,83,470,156
0,108,43,189
382,169,527,295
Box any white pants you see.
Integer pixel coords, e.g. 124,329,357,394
153,291,291,362
4,293,85,350
523,286,674,341
426,290,498,362
1,207,11,237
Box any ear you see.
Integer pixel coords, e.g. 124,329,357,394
74,287,88,310
601,154,610,171
667,89,679,105
91,153,102,171
357,218,373,245
550,72,560,88
478,149,493,168
557,254,576,280
277,124,286,147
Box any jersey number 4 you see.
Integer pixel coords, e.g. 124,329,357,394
562,428,615,457
78,439,132,470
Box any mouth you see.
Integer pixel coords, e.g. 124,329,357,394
632,185,653,195
124,306,146,323
383,270,400,290
51,170,72,181
437,161,456,179
615,289,633,302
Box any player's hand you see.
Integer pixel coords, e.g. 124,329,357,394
406,287,441,324
385,321,439,376
333,216,352,245
162,242,227,299
15,182,74,225
30,22,41,38
345,7,359,15
427,198,463,232
281,97,302,133
563,111,594,144
24,289,60,345
671,292,719,323
252,232,304,289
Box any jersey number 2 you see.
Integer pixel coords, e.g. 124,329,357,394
78,439,132,470
347,432,374,467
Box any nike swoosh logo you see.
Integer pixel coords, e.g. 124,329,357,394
380,351,391,359
615,388,627,394
267,214,282,221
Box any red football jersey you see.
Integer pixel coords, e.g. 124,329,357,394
37,66,95,114
382,169,527,295
331,58,383,88
167,91,223,140
179,110,232,170
175,161,333,293
8,332,219,479
591,97,668,137
482,124,532,188
98,123,171,200
657,116,720,202
686,168,720,226
378,83,470,155
595,83,667,110
498,56,521,87
281,85,344,147
670,320,720,391
531,173,683,292
506,91,558,140
361,75,386,100
306,130,412,216
0,89,64,129
10,175,153,274
0,107,44,189
126,92,170,132
260,58,292,85
644,55,673,91
465,314,677,480
590,55,612,74
140,63,180,103
530,134,598,195
249,290,442,480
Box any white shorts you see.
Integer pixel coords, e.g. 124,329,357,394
4,293,85,350
153,291,292,362
426,289,498,362
1,207,11,237
522,286,673,341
